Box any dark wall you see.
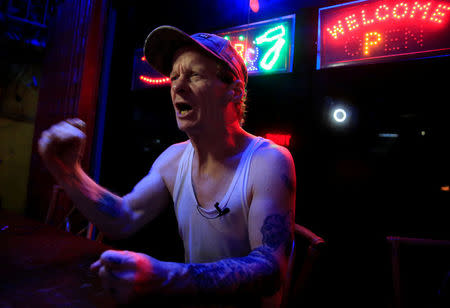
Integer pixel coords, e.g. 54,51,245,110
99,1,450,307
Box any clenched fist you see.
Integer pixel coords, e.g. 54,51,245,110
90,250,167,303
38,118,86,177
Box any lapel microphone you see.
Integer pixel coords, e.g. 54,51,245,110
214,202,230,217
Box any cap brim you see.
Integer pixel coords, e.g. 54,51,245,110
144,26,192,77
144,25,214,77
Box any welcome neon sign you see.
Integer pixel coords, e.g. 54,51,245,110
216,14,295,75
317,0,450,69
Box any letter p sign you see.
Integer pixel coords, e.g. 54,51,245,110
364,31,382,55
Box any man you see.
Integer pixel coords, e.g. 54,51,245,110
38,25,296,307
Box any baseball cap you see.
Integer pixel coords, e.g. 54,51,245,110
143,25,248,85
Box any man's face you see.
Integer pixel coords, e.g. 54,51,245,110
170,47,231,134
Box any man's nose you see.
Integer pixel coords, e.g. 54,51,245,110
171,76,188,94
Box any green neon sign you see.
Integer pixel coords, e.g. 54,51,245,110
216,14,295,75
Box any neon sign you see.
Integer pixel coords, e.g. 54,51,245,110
317,0,450,69
216,14,295,75
132,15,295,89
131,51,172,89
264,133,292,147
139,75,170,85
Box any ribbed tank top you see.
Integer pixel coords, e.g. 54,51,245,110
172,137,265,263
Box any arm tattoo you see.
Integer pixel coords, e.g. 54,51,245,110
185,246,281,296
170,212,294,297
261,211,294,256
96,192,121,218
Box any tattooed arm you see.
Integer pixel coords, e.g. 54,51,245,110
38,119,181,239
91,142,296,303
43,159,172,239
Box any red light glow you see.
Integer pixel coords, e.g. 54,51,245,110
318,0,450,68
139,75,170,86
265,133,292,147
250,0,260,13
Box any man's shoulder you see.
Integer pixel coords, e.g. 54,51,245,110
252,138,294,169
149,140,190,194
248,138,296,199
163,140,190,158
156,140,190,169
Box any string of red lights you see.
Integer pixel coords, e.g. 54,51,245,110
139,75,171,85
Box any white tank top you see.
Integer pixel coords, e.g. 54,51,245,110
172,137,265,263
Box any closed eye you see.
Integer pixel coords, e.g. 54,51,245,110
191,72,204,79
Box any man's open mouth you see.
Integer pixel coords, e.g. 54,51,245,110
176,102,193,116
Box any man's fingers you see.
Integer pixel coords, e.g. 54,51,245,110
38,132,51,155
92,250,148,303
55,121,86,140
97,266,133,303
100,250,132,269
91,250,130,276
40,120,85,145
90,259,102,273
99,265,121,280
66,118,86,133
39,121,85,152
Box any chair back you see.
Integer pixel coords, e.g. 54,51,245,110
387,236,450,308
282,223,326,307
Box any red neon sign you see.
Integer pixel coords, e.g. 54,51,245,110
265,133,292,147
139,57,171,86
139,75,171,86
317,0,450,68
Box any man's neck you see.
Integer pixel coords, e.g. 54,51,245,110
188,122,252,170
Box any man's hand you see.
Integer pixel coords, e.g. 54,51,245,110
38,118,86,177
89,247,284,303
90,250,166,303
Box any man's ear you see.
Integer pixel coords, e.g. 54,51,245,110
228,80,244,103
